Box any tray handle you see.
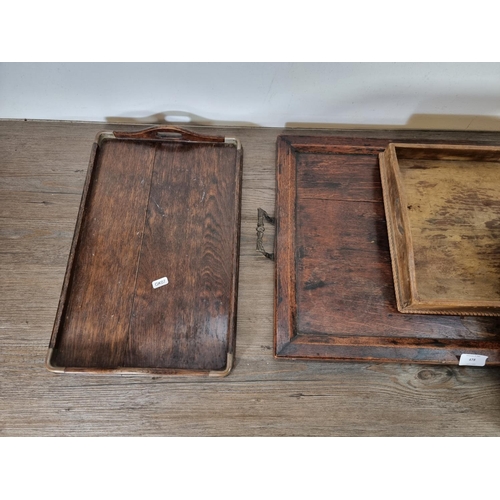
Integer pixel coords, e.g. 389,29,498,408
256,208,275,260
113,126,225,143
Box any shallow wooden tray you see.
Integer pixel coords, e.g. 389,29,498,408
272,135,500,365
380,143,500,316
47,126,242,376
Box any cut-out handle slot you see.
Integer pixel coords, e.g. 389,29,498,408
157,132,182,138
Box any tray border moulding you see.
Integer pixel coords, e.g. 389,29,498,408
274,135,500,365
379,143,500,317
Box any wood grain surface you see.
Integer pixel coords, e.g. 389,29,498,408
49,131,241,374
380,143,500,315
2,120,500,435
51,140,156,368
275,136,500,365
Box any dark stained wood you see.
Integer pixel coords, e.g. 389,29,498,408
127,142,239,371
50,140,156,369
380,143,500,316
275,135,500,364
114,125,226,143
48,127,242,375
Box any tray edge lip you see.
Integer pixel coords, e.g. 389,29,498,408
380,147,411,314
46,350,234,377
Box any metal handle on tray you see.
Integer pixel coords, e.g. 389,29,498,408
256,208,275,261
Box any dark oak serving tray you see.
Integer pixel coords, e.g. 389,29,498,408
380,143,500,316
47,126,242,376
273,134,500,365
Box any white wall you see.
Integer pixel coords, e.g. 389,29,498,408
1,62,500,130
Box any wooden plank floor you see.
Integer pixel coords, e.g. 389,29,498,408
1,120,500,436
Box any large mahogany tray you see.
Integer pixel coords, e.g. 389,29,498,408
274,134,500,364
47,126,242,376
380,143,500,316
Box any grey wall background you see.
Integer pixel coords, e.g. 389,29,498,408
1,62,499,130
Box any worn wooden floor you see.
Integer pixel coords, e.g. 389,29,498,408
1,120,500,436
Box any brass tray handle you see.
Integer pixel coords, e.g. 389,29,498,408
113,125,225,143
256,208,275,260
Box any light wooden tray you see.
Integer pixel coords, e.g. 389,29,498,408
380,143,500,316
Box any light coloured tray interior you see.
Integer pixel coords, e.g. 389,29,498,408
380,143,500,315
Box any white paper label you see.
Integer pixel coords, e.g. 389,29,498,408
459,354,488,367
152,277,169,289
